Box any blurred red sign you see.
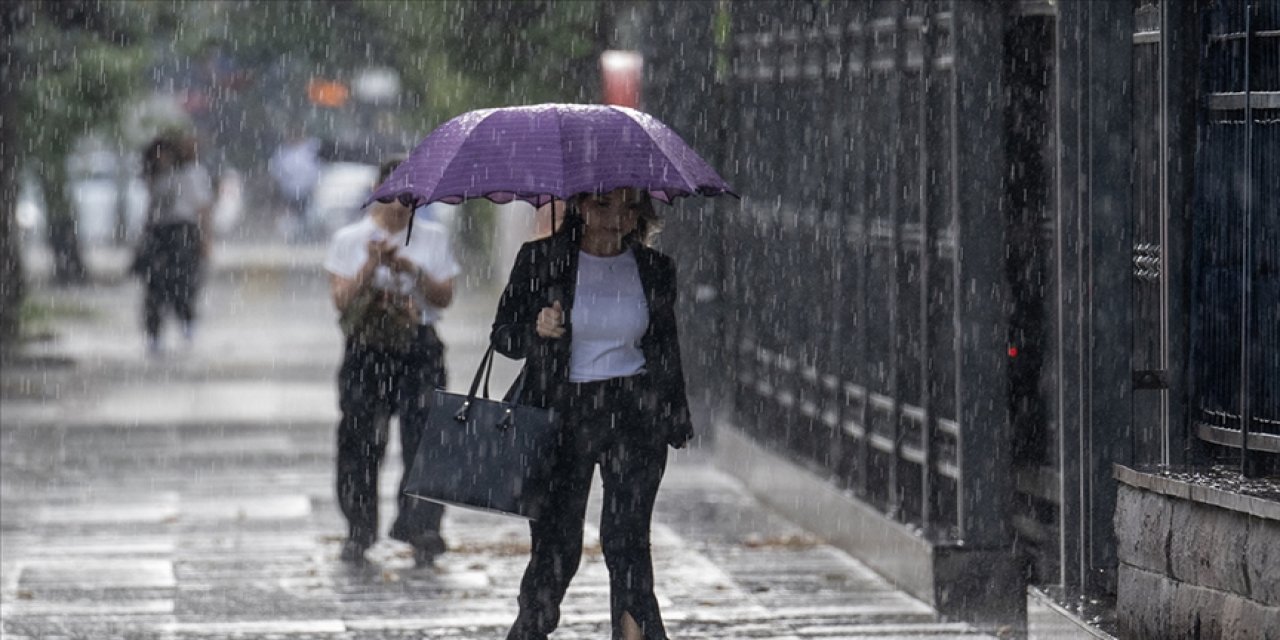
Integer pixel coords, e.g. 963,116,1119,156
308,79,349,108
600,50,643,108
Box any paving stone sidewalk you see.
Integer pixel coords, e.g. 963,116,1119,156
1,242,999,639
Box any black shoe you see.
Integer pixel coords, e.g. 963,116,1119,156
340,539,369,564
412,545,438,568
392,530,446,567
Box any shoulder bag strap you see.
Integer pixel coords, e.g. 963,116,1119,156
455,346,495,422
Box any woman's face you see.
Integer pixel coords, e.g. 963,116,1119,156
579,188,642,242
372,197,413,233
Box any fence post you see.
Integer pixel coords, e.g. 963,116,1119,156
1054,0,1135,596
1239,0,1259,478
1085,0,1135,596
1162,0,1199,468
950,0,1011,548
1054,0,1085,591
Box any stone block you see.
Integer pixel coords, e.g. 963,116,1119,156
1245,517,1280,607
1169,499,1250,596
1117,565,1172,639
1115,485,1172,574
1221,593,1280,640
1169,580,1227,640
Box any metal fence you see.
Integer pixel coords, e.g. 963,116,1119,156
640,0,1276,604
1192,0,1280,474
649,0,1011,549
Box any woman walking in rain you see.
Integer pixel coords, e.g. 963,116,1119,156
492,187,694,640
324,156,460,567
136,133,214,354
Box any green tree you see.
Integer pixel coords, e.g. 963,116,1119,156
177,0,606,269
4,0,160,289
397,0,605,122
186,0,604,133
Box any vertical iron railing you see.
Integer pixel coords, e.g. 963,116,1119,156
949,0,1011,549
1240,0,1255,476
1131,0,1171,466
1006,3,1058,583
1193,0,1280,473
639,0,1277,610
649,0,1011,546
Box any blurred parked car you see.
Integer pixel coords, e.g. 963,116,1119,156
15,172,46,243
16,147,149,246
69,147,150,244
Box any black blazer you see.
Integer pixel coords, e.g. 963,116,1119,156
490,221,694,448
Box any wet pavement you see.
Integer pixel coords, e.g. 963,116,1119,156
2,241,998,639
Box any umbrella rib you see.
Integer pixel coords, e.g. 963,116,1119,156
552,107,568,201
610,106,701,196
428,109,504,201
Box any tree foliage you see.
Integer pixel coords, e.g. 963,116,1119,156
0,0,611,344
186,0,604,132
5,0,168,285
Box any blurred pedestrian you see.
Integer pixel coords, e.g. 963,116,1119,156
268,130,321,241
491,188,694,640
135,133,215,354
323,156,460,567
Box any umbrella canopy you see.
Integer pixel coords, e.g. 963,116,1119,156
369,103,735,207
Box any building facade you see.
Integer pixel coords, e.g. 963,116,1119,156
633,0,1278,634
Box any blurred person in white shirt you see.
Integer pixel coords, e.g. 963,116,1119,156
323,155,460,567
268,131,321,240
134,132,214,354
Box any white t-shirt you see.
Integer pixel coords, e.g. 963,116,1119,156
324,216,461,326
568,249,649,383
150,163,214,225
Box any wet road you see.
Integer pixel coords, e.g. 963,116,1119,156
1,243,998,639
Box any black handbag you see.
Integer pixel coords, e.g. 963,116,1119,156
339,287,420,353
403,346,560,520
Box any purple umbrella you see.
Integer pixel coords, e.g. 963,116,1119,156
369,103,735,208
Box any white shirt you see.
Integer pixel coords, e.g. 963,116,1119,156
568,249,649,383
324,216,461,326
149,163,214,225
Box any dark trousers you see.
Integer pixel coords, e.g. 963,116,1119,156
508,376,670,640
336,325,447,549
140,222,202,339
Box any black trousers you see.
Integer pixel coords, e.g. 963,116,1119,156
336,325,447,549
140,222,202,339
507,375,670,640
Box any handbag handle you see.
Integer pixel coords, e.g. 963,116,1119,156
455,346,528,428
456,346,495,421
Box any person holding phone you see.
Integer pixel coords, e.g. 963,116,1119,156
324,156,460,567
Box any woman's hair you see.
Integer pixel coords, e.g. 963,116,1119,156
378,154,407,184
142,136,179,179
562,189,663,247
142,132,197,179
174,134,198,164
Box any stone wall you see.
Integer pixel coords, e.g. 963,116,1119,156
1114,466,1280,639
